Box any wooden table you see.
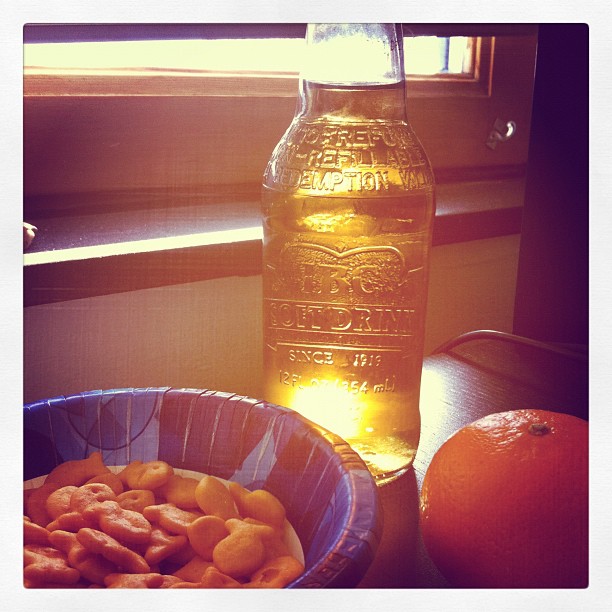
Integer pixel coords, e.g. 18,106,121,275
357,331,588,588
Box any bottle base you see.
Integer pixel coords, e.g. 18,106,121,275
347,434,417,485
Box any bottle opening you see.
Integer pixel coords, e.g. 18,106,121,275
302,23,403,86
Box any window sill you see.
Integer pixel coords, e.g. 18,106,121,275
23,178,524,307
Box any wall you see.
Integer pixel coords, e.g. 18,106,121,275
23,234,520,404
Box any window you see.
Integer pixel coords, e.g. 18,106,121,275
406,36,473,76
24,24,536,205
24,35,474,77
23,24,537,305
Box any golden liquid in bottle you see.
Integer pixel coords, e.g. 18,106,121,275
262,82,435,483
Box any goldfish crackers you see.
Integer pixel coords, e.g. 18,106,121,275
23,454,304,588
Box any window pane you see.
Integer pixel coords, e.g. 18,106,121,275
23,39,305,73
404,36,473,76
24,36,475,78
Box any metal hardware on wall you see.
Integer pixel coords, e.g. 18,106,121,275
486,118,517,150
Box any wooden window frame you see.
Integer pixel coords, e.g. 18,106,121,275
24,25,537,208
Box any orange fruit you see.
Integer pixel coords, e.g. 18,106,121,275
419,409,588,588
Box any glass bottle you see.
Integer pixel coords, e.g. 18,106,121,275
261,23,435,483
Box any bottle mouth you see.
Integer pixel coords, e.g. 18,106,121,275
302,23,404,86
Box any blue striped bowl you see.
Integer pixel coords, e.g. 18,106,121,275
24,387,382,588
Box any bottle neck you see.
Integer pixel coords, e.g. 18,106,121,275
296,23,408,121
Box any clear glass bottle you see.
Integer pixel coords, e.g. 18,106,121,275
261,23,435,483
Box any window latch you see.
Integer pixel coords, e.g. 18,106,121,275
486,118,517,150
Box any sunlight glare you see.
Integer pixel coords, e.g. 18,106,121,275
24,39,305,73
23,226,263,266
419,367,450,432
292,384,361,440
